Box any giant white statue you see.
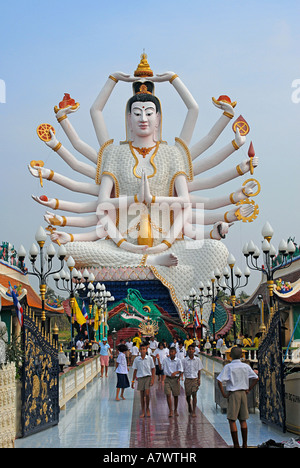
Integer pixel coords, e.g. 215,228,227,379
29,54,259,323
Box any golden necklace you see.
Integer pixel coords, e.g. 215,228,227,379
131,144,156,158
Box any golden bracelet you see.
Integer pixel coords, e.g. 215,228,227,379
52,142,62,152
210,230,214,239
69,234,74,243
236,164,244,176
162,239,172,249
54,199,59,210
61,216,67,227
47,170,54,181
232,140,239,151
134,194,139,203
169,74,178,84
229,193,235,204
224,212,230,223
151,195,156,204
57,115,67,123
117,238,126,247
223,111,234,119
109,75,118,83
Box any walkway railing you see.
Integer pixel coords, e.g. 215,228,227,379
59,355,101,410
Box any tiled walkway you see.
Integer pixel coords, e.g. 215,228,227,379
15,367,296,449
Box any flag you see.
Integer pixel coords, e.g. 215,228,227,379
8,282,23,327
73,299,87,326
194,310,200,328
82,302,88,320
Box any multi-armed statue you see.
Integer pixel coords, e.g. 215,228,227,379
29,54,260,324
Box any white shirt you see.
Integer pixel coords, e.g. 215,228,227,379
176,347,186,360
76,340,84,350
132,345,139,356
217,359,258,391
162,356,183,377
149,339,158,351
182,356,203,378
216,338,223,349
132,354,155,378
116,352,128,374
126,341,133,352
154,347,169,363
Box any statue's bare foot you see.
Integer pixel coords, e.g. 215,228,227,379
147,253,178,267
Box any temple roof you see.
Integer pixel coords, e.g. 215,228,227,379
0,261,64,314
235,257,300,311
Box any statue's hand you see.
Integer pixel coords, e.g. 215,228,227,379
211,221,232,240
45,129,59,149
111,72,135,82
212,98,236,116
153,72,176,83
28,164,51,179
232,181,256,202
239,156,259,174
32,195,57,209
119,240,148,254
44,211,64,226
49,231,72,245
136,170,145,203
56,105,80,120
143,170,153,204
233,128,246,148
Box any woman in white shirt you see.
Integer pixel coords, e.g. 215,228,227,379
115,344,130,401
154,342,169,382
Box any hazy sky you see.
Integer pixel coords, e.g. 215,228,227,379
0,0,299,295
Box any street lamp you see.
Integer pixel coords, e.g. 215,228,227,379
183,285,212,347
53,256,82,345
215,254,250,344
243,221,296,332
18,226,66,331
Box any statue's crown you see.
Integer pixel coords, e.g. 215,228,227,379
134,52,153,77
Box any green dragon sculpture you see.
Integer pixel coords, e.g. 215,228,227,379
108,289,188,343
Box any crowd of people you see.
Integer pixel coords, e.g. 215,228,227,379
111,333,259,449
74,331,259,448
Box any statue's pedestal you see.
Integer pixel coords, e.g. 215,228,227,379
0,362,16,448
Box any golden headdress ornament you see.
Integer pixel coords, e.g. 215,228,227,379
134,52,153,78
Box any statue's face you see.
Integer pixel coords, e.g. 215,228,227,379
128,101,160,139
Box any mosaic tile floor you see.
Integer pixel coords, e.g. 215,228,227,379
15,367,296,449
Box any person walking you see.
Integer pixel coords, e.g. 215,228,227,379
131,342,155,418
99,337,111,377
217,346,259,448
154,342,168,382
160,347,183,417
115,344,130,401
182,344,203,417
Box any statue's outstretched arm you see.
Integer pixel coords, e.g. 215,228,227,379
32,195,97,214
190,100,236,161
190,180,257,210
44,211,98,228
184,221,232,241
28,165,99,196
188,157,259,192
192,203,255,225
45,130,96,179
55,107,98,164
50,227,106,245
153,72,199,146
192,128,245,176
90,72,135,147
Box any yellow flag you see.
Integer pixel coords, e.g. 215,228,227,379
74,299,86,326
94,305,99,332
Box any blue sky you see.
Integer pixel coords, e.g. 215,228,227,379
0,0,300,294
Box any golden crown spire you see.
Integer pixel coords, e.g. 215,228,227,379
134,51,153,77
